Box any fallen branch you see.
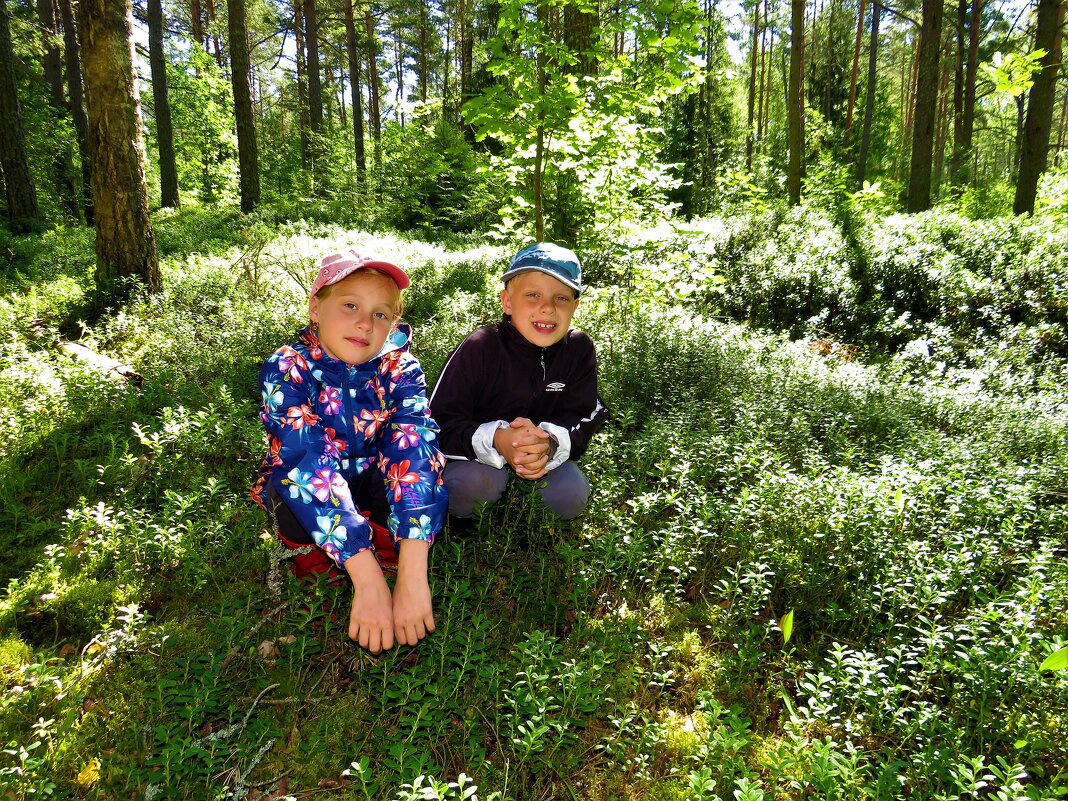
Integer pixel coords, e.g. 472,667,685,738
28,320,144,385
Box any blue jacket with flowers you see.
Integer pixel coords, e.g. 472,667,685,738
252,323,447,567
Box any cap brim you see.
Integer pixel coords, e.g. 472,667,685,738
332,260,410,290
501,266,581,295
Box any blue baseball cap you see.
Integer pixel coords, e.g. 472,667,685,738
502,242,583,296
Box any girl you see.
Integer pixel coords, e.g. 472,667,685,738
252,249,447,653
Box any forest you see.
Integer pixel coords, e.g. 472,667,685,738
2,0,1068,796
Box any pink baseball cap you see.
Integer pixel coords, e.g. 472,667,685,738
309,248,410,313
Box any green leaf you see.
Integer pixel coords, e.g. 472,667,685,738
780,610,794,644
1039,646,1068,672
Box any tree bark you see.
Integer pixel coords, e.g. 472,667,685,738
37,0,64,106
746,0,760,168
293,0,309,169
1013,0,1065,214
788,0,804,205
0,0,41,231
190,0,203,46
343,0,365,182
148,0,179,207
59,0,92,224
304,0,323,154
364,6,382,174
78,0,160,295
857,0,879,185
844,0,866,150
932,45,953,197
226,0,260,212
906,0,942,212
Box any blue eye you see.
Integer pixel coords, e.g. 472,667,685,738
374,311,389,320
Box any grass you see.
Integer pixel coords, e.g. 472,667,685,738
0,204,1066,799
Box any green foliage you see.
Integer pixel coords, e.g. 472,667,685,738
2,216,1068,799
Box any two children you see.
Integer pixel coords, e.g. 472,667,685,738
254,243,607,653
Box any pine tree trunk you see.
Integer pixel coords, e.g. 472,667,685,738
746,0,760,169
343,0,365,183
1013,0,1065,214
418,0,428,101
78,0,160,295
950,0,965,180
226,0,260,212
37,0,64,105
190,0,203,47
59,0,92,224
205,0,223,66
906,0,942,212
294,0,309,169
0,0,40,231
788,0,804,205
960,0,980,176
364,6,382,175
305,0,324,187
857,0,879,185
932,48,952,197
844,0,866,150
1055,83,1068,167
148,0,179,207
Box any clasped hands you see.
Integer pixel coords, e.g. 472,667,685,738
493,417,554,481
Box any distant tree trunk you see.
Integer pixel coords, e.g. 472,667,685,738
787,0,804,205
1013,0,1065,215
37,0,64,105
1056,84,1068,167
204,0,223,66
950,0,965,180
824,0,837,121
78,0,160,295
294,0,309,169
844,0,866,151
304,0,324,181
343,0,365,183
932,48,952,197
226,0,260,212
1,0,40,231
59,0,92,224
190,0,203,46
857,0,880,185
961,0,980,170
148,0,179,208
907,0,942,212
746,0,760,169
563,2,598,76
364,6,382,174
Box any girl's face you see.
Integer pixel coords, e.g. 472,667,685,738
309,271,399,365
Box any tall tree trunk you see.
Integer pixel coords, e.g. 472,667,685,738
0,0,40,231
364,6,382,174
190,0,203,47
1013,0,1065,214
304,0,324,187
226,0,260,212
757,8,768,141
950,0,965,179
205,0,223,66
788,0,804,205
961,0,980,169
59,0,92,224
37,0,64,105
857,0,879,184
844,0,866,150
1056,83,1068,167
294,0,309,169
824,0,836,121
932,46,952,197
343,0,365,183
148,0,179,207
38,0,79,217
418,0,428,102
563,2,598,76
907,0,942,212
78,0,160,295
746,0,760,168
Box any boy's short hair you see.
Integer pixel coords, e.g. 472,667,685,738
502,243,583,296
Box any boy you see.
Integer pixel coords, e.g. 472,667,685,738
430,242,608,523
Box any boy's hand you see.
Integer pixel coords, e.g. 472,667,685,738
494,417,551,480
392,540,435,646
345,550,394,653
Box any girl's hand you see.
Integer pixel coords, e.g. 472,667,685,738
344,550,394,653
393,539,435,646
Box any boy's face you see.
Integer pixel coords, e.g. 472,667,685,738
500,271,580,348
310,271,398,365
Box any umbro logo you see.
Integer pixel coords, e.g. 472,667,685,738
546,382,566,391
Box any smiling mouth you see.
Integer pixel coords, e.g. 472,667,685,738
532,321,557,333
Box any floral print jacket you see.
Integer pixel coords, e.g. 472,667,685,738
252,323,448,567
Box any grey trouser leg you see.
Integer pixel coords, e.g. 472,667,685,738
443,460,591,520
